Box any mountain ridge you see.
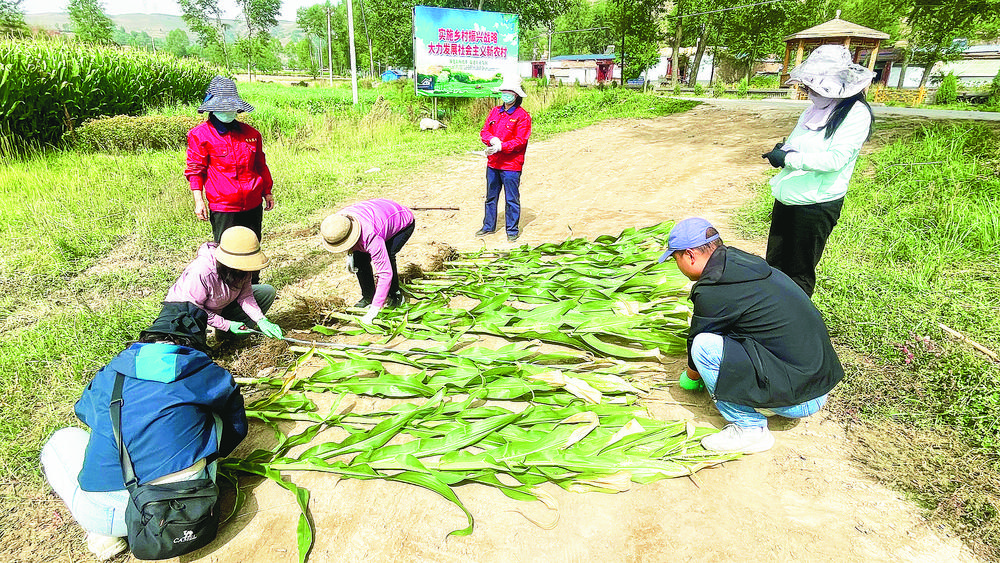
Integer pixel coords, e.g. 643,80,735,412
25,12,301,42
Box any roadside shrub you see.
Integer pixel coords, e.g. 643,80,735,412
672,82,681,96
713,80,726,98
693,82,705,96
989,68,1000,108
749,74,779,89
65,115,202,152
936,72,958,105
736,77,749,98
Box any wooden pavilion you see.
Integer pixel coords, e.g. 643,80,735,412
781,11,890,86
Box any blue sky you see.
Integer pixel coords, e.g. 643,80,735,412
25,0,319,20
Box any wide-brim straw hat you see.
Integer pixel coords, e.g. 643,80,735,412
494,75,527,98
785,44,875,99
197,75,255,114
214,226,269,271
320,213,362,253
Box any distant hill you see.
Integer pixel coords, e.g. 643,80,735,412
25,12,303,43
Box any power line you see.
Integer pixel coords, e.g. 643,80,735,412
666,0,795,19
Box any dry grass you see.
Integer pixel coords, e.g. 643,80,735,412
221,338,294,380
846,419,1000,561
272,294,346,331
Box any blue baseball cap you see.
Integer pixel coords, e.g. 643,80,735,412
658,218,721,262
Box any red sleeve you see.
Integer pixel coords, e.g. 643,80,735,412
253,132,273,195
184,126,208,191
480,107,497,145
502,109,532,154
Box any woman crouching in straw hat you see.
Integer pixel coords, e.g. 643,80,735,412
320,199,415,324
476,74,532,242
760,44,875,298
163,226,284,341
185,76,274,283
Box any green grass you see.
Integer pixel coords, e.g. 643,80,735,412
0,81,696,494
733,120,1000,558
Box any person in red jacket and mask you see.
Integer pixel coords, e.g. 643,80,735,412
476,75,532,242
185,76,275,250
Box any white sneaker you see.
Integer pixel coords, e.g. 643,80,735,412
86,532,128,560
701,424,775,453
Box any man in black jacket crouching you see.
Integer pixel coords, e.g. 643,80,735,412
661,217,844,453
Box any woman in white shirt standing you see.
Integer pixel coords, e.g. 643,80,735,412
761,45,876,297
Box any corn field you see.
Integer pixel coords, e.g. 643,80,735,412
223,223,734,563
0,39,220,147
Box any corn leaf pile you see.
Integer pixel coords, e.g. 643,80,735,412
324,223,693,359
0,39,219,146
221,223,730,563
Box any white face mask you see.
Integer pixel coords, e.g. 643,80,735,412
500,92,516,104
214,111,237,123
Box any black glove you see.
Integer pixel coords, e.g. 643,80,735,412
762,142,790,168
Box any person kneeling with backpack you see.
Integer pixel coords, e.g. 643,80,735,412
40,304,247,560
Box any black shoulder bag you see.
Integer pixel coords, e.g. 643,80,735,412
109,372,220,560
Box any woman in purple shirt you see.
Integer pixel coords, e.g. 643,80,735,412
164,226,283,340
320,199,415,323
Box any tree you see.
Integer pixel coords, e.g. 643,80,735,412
164,28,191,57
549,0,613,56
178,0,230,69
297,3,350,75
607,0,665,84
236,0,280,76
67,0,115,45
0,0,28,38
112,24,130,45
714,0,824,80
902,0,1000,88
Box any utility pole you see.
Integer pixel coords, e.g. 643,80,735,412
326,2,334,87
547,21,553,63
347,0,359,103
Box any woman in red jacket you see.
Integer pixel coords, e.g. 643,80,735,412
185,76,274,247
477,75,532,242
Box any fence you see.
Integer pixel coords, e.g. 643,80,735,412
870,85,927,107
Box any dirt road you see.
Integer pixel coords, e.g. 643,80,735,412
214,103,975,563
17,104,976,562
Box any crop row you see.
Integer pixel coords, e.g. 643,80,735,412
0,39,220,146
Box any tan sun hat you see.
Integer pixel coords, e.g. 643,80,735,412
320,213,362,253
214,226,269,271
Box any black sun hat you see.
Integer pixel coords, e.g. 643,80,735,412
139,302,209,352
197,75,255,114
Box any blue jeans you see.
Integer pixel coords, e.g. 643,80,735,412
354,220,415,302
40,419,221,537
690,332,827,428
483,167,521,236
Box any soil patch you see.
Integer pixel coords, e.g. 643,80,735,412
10,104,978,562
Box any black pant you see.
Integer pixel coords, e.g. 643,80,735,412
765,198,844,297
354,220,415,302
210,205,264,283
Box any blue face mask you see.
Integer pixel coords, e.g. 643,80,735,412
500,92,516,104
214,111,237,123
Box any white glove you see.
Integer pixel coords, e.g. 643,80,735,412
360,306,380,324
485,137,502,155
346,252,359,273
